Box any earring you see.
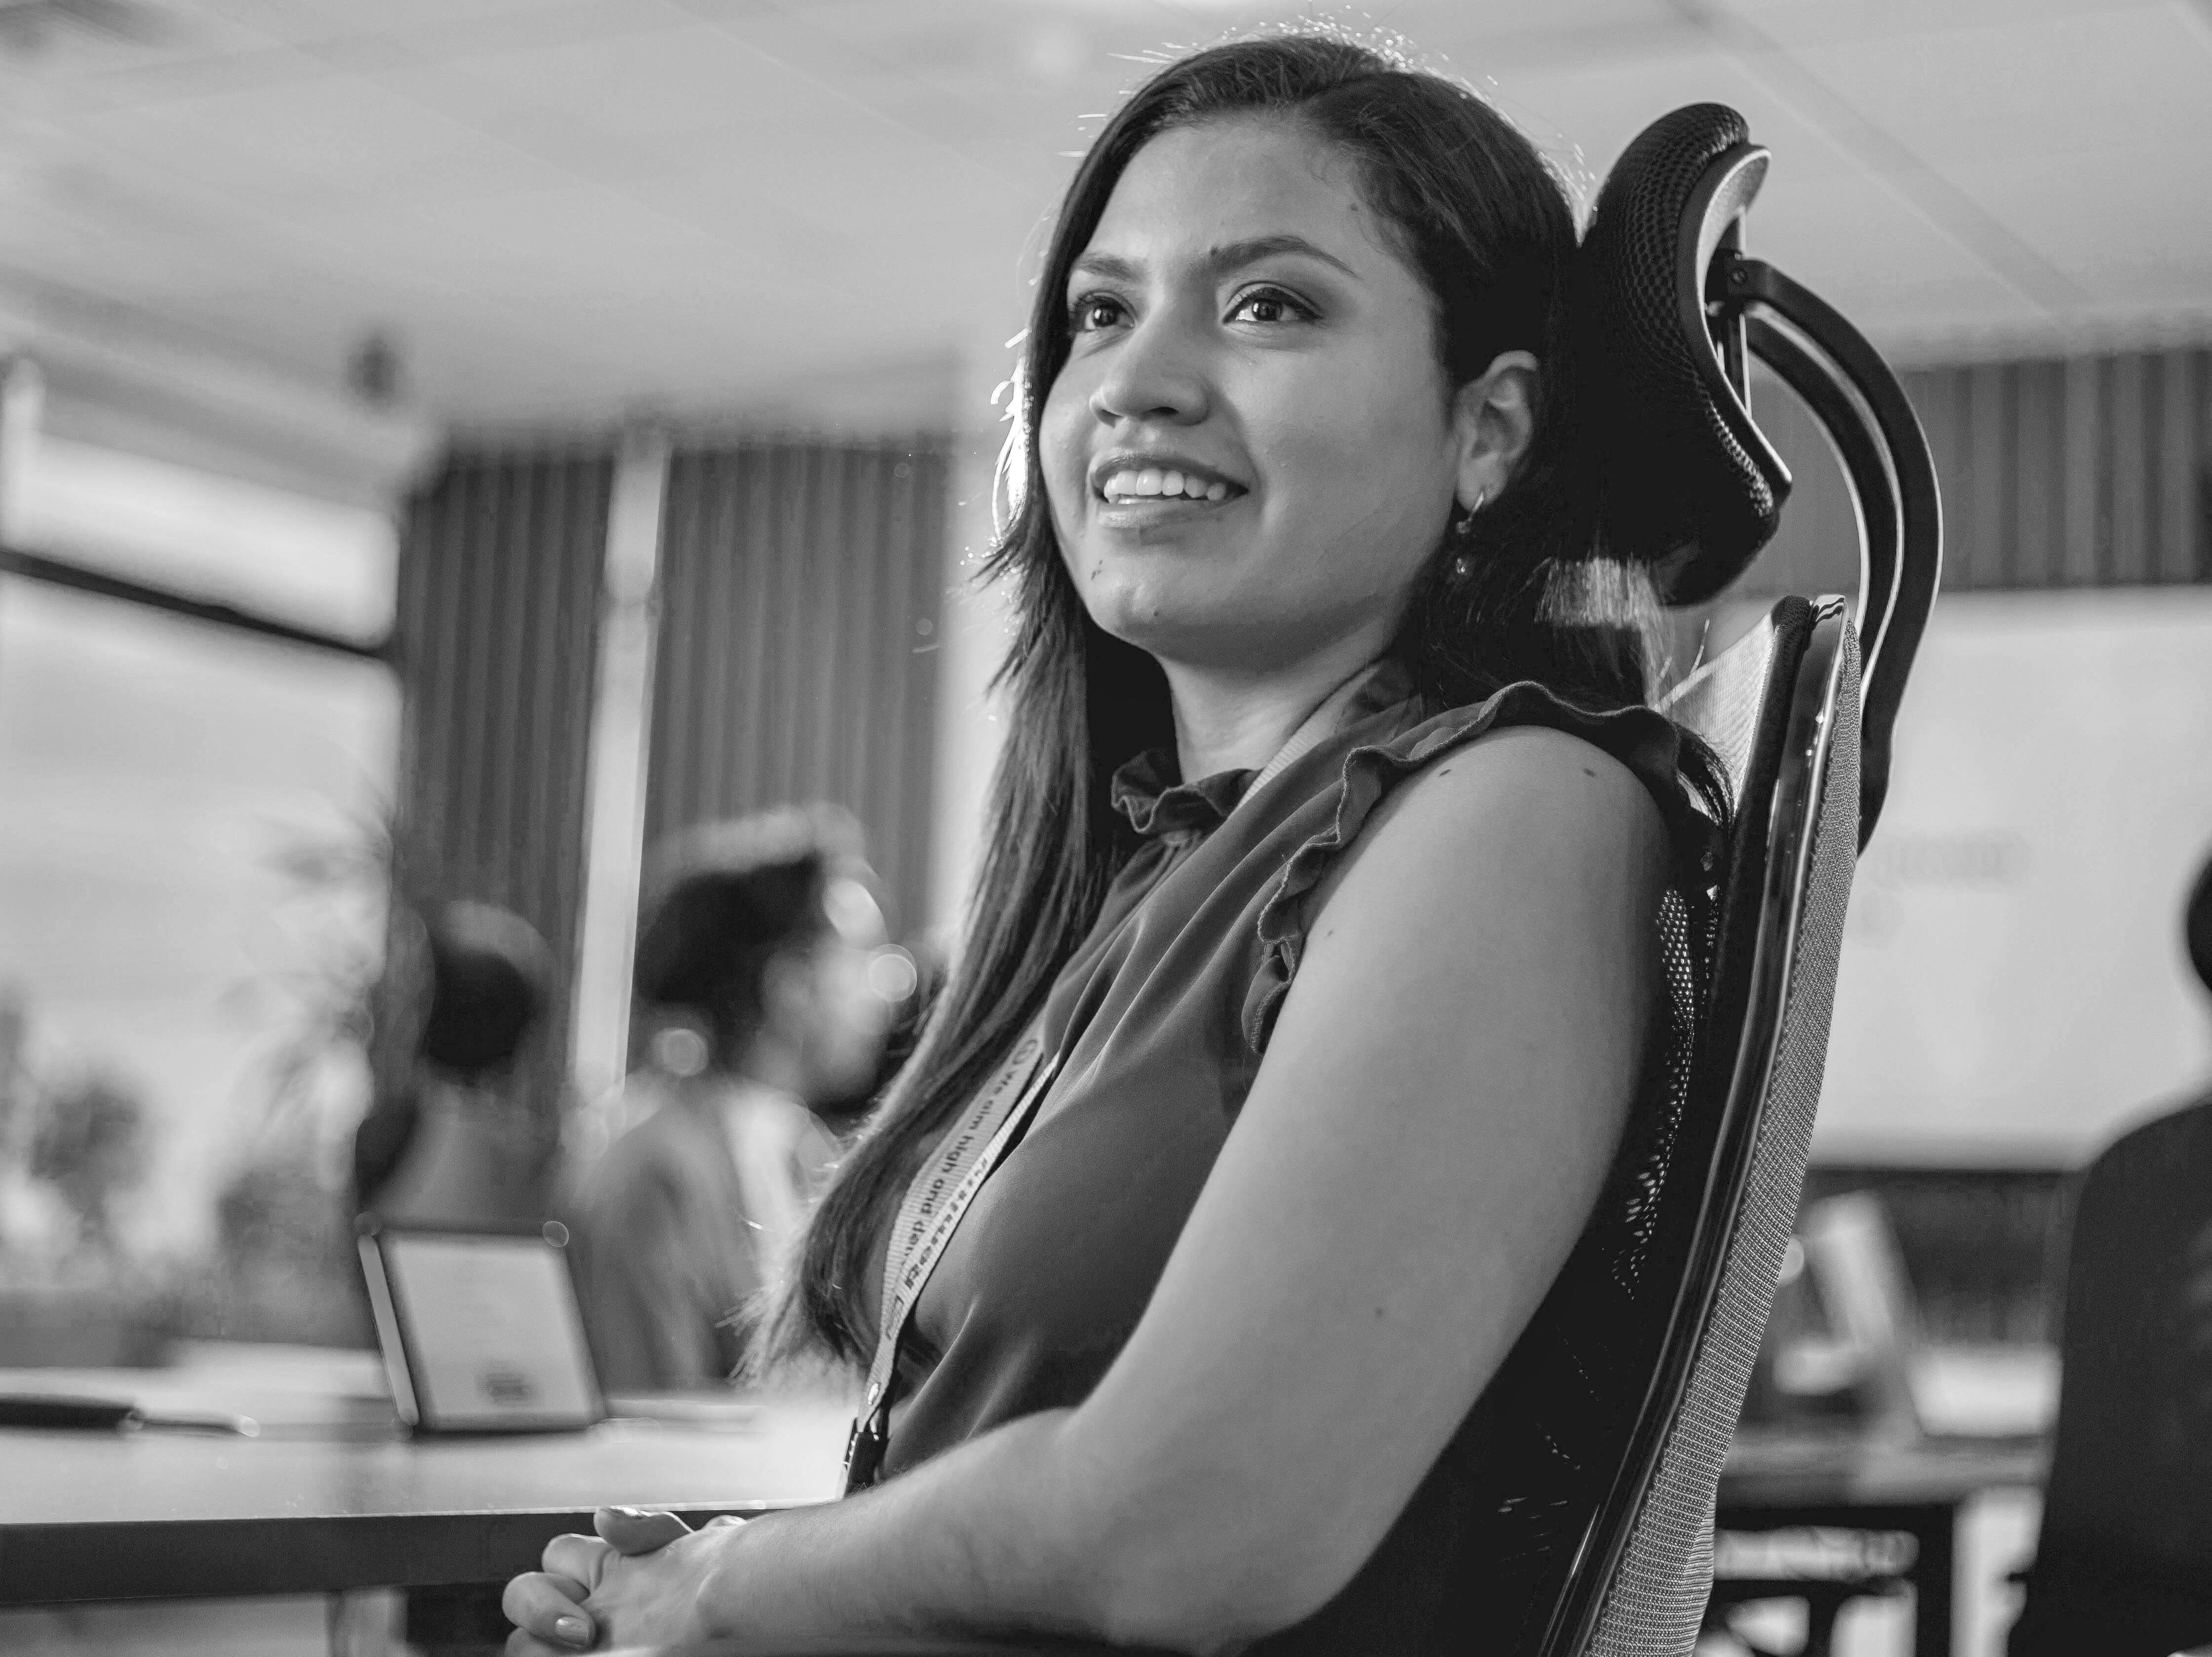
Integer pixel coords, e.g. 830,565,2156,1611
1449,489,1488,582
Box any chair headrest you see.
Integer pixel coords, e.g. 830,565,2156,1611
1580,103,1793,605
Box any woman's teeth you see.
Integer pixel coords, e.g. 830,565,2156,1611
1102,468,1231,503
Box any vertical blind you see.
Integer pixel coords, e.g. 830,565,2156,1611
394,433,950,1082
646,439,948,937
393,448,613,1074
1745,345,2211,598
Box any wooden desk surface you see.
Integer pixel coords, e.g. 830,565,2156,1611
0,1346,848,1606
3,1346,2054,1609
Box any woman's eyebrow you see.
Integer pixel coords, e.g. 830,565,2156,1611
1204,234,1359,279
1069,250,1144,286
1068,234,1361,288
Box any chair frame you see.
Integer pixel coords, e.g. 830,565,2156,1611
1533,104,1943,1657
1724,260,1939,844
1537,596,1859,1657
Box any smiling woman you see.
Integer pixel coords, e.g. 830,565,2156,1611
503,31,1727,1657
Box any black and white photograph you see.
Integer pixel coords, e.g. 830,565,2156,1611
0,2,2209,1654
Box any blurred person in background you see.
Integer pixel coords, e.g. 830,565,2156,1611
807,926,942,1127
506,32,1729,1655
2008,847,2212,1657
571,806,894,1390
351,901,559,1225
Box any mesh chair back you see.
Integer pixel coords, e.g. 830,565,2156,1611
1535,595,1863,1656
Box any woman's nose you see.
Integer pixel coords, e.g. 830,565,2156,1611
1088,313,1210,426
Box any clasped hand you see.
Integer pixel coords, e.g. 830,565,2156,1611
503,1505,745,1654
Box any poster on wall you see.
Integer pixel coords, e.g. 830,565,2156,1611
1816,588,2212,1166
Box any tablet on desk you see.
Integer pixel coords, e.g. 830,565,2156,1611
357,1216,604,1435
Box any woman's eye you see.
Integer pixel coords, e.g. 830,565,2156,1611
1227,287,1310,326
1069,295,1126,332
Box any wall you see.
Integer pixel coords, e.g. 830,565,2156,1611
1731,343,2212,1168
1816,587,2212,1164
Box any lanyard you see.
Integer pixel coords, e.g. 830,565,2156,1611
843,1018,1061,1492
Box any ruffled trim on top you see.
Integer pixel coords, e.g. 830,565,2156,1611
1241,680,1719,1053
1110,751,1255,840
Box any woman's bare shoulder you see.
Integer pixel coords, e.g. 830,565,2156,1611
1307,722,1672,926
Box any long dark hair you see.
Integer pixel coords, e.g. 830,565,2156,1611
763,32,1708,1369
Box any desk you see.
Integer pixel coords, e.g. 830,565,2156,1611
1717,1431,2048,1657
0,1346,848,1607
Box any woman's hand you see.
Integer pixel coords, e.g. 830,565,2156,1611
503,1506,746,1654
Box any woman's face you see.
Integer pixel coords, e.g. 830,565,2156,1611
1040,116,1462,677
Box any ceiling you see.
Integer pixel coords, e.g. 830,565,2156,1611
1,0,2209,444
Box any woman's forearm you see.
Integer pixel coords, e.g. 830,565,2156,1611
694,1407,1153,1649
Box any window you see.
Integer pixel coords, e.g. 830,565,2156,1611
0,446,395,1358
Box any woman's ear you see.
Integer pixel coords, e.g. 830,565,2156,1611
1449,351,1540,513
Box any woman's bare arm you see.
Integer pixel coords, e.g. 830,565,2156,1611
505,726,1670,1655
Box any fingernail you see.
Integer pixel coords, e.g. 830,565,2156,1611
616,1505,645,1518
554,1615,591,1646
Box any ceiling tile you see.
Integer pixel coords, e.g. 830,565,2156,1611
1789,2,2212,165
1496,44,1866,192
373,19,798,139
1716,0,2159,49
287,0,605,27
172,0,359,38
67,72,545,198
1941,139,2212,299
0,2,291,80
1737,162,2048,327
0,0,2204,427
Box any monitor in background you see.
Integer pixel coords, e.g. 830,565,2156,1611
357,1218,603,1434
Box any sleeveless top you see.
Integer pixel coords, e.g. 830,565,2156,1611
878,663,1720,1655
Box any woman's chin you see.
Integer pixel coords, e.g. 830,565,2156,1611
1073,553,1378,675
1082,590,1218,659
1086,605,1301,678
1075,552,1230,636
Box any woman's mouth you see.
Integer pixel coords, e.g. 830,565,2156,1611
1098,466,1235,504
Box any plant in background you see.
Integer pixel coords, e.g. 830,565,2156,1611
26,1068,148,1259
238,806,405,1155
0,985,32,1245
180,804,429,1346
0,1040,169,1367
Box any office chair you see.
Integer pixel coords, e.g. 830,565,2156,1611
1530,102,1942,1657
